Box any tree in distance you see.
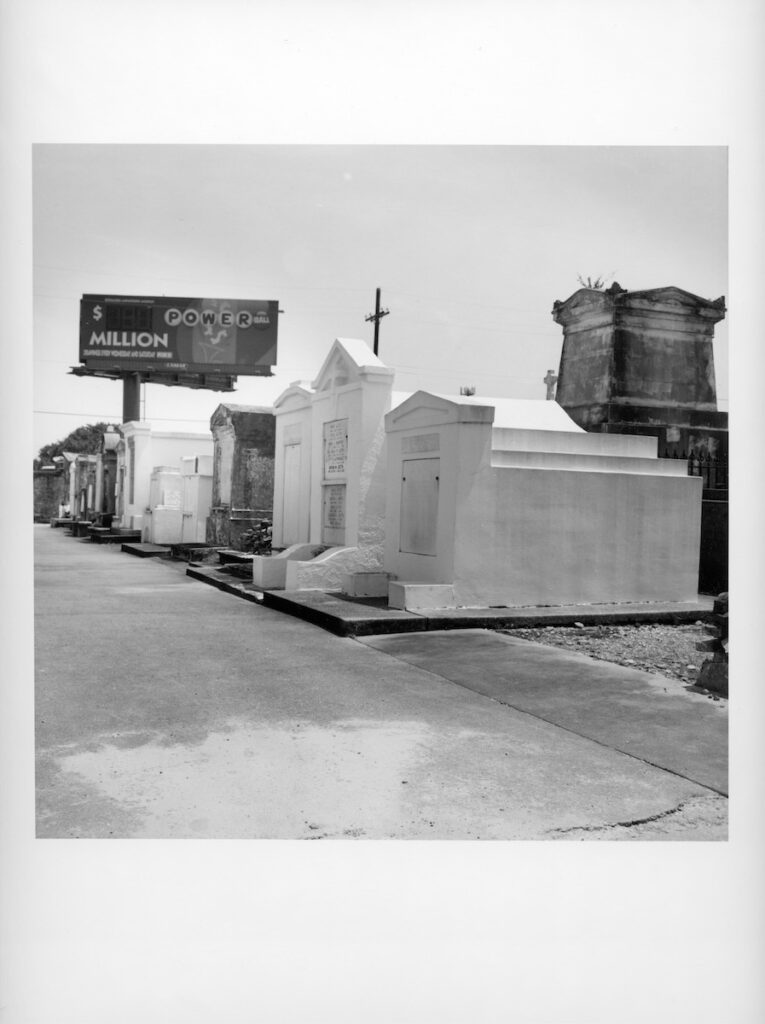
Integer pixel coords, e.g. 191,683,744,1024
34,423,110,470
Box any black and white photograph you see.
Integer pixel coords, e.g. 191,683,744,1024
32,143,730,842
3,2,764,1023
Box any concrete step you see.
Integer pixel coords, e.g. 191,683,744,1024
254,590,716,638
92,531,142,544
121,542,172,558
217,549,255,565
218,563,255,580
168,543,226,563
261,589,425,638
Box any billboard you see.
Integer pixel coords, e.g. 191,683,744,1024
79,294,278,375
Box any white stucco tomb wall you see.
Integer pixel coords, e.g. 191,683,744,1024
259,338,408,590
181,454,214,544
384,392,702,608
271,385,314,549
118,423,213,535
146,466,183,544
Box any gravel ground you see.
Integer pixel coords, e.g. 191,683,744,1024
500,622,726,696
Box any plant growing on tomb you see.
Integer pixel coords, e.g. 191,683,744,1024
576,273,615,291
238,520,272,555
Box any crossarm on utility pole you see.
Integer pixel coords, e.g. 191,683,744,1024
365,287,390,356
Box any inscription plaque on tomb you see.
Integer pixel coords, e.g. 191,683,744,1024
161,487,182,509
402,432,440,455
323,418,349,478
323,484,346,529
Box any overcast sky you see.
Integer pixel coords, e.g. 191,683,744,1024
33,144,728,456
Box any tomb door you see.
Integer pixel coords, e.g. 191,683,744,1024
116,466,125,518
181,475,195,544
281,442,301,546
127,437,136,504
400,458,440,556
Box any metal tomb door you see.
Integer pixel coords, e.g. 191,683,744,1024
399,458,440,556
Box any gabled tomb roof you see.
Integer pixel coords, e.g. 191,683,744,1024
388,391,584,432
552,284,726,325
311,337,392,392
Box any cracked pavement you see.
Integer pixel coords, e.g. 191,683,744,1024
35,526,727,840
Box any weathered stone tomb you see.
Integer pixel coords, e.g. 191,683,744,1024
206,403,275,549
552,282,728,593
552,282,727,452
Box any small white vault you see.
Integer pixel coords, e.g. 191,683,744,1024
115,423,213,538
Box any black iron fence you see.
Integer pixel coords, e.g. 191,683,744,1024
662,449,728,491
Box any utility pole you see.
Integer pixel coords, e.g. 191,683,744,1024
122,373,142,423
365,287,389,356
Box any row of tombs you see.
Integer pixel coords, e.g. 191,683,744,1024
53,332,709,611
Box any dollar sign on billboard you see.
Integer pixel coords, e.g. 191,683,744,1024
93,304,103,321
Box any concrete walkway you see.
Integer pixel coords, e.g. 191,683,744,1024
35,526,727,840
361,630,727,795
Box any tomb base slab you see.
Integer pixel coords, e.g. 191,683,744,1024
388,582,456,611
341,572,394,598
252,543,324,589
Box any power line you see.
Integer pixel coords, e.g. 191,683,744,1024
34,408,211,423
35,409,120,417
385,287,554,315
34,297,557,335
393,361,553,379
31,274,564,318
389,317,558,335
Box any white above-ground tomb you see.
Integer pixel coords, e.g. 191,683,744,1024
383,391,702,610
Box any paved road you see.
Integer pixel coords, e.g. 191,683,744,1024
35,526,727,839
